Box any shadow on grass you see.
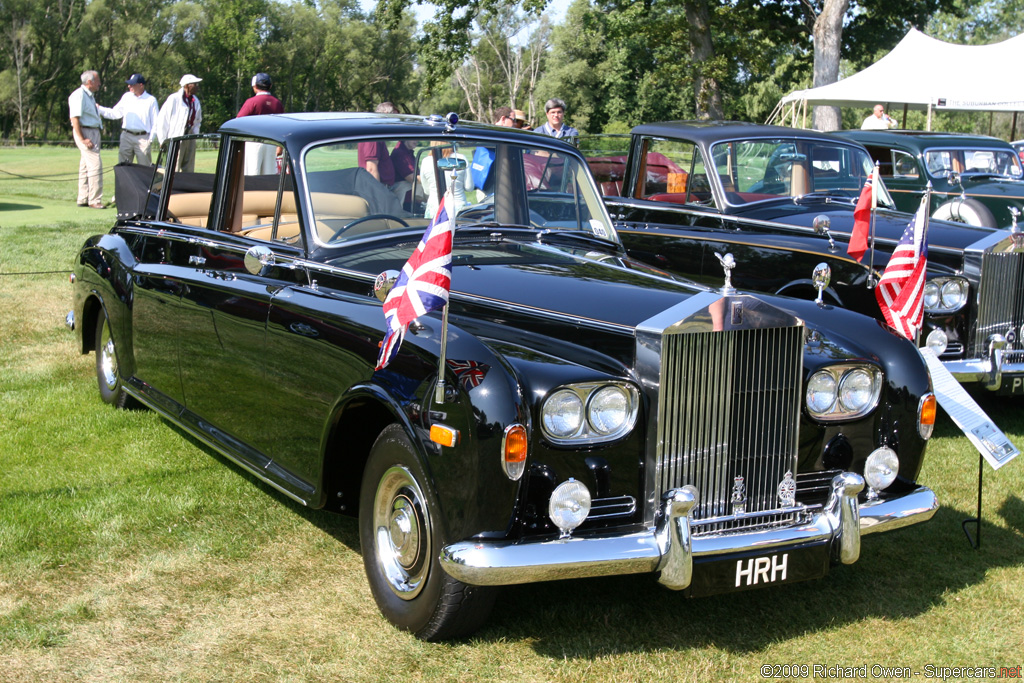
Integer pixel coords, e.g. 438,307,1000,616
161,415,1023,655
0,202,43,211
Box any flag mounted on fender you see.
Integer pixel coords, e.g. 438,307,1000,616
875,193,929,340
849,168,885,262
376,194,454,370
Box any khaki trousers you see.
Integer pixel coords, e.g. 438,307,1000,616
119,131,153,166
76,127,103,205
177,139,196,173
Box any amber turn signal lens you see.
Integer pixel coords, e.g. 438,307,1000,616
502,424,528,480
918,393,937,439
504,425,527,463
430,423,459,448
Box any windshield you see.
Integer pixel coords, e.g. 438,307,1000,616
302,137,615,246
709,139,877,206
923,148,1023,179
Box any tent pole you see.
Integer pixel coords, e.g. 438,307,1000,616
802,100,807,129
902,103,908,129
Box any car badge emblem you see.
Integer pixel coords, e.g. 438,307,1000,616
714,252,736,294
731,475,746,515
778,470,797,507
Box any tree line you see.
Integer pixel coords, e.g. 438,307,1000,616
2,0,1022,145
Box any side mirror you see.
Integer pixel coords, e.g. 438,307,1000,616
374,269,400,303
947,171,961,187
244,245,275,276
812,263,832,306
812,214,836,252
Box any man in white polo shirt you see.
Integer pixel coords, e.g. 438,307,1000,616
114,73,159,166
68,69,122,208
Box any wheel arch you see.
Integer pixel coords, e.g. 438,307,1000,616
318,385,419,515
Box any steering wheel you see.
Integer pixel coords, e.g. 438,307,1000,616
327,214,409,242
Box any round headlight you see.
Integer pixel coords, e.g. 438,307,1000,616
864,447,899,491
838,368,875,412
806,371,837,415
588,385,631,436
549,478,591,537
923,281,940,309
926,328,948,355
542,390,584,438
940,279,967,310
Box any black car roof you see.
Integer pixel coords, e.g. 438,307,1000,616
217,112,573,154
629,120,861,146
839,129,1014,150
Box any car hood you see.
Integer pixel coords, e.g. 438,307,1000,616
729,200,995,252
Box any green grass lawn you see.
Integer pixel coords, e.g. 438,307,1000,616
2,147,1023,682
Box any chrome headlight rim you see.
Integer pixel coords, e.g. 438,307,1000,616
806,364,883,421
540,382,640,445
923,276,968,313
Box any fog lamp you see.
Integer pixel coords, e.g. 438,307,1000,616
926,329,948,356
549,478,591,538
864,447,899,498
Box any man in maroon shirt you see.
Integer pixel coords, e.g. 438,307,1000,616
238,72,284,174
358,102,399,187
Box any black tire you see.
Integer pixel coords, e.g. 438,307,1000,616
94,309,137,409
359,424,496,641
932,198,997,228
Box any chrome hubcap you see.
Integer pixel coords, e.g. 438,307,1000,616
373,466,430,600
99,321,118,391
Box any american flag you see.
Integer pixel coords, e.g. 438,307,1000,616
875,194,929,340
375,194,454,370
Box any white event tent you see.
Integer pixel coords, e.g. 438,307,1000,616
772,28,1024,130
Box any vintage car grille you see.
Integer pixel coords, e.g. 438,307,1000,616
656,325,804,536
973,250,1024,357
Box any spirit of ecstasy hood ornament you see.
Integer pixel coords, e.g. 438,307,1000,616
714,252,736,294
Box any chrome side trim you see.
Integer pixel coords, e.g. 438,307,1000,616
440,475,934,588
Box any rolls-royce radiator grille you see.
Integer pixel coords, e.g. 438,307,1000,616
657,326,804,535
974,251,1024,357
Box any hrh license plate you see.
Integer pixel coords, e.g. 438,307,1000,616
686,541,831,597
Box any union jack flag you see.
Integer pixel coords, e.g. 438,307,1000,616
375,194,454,370
446,359,490,391
875,194,929,340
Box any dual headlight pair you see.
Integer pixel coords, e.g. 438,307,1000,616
923,277,968,313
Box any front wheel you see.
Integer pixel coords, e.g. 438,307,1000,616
359,424,496,641
95,308,138,409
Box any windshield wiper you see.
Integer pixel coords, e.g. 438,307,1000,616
793,190,856,204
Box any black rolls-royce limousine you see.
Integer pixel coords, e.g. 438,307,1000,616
68,112,937,640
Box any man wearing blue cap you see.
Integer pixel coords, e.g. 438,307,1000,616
114,73,159,166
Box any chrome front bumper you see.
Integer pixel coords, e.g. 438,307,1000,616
943,345,1024,392
440,474,938,589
